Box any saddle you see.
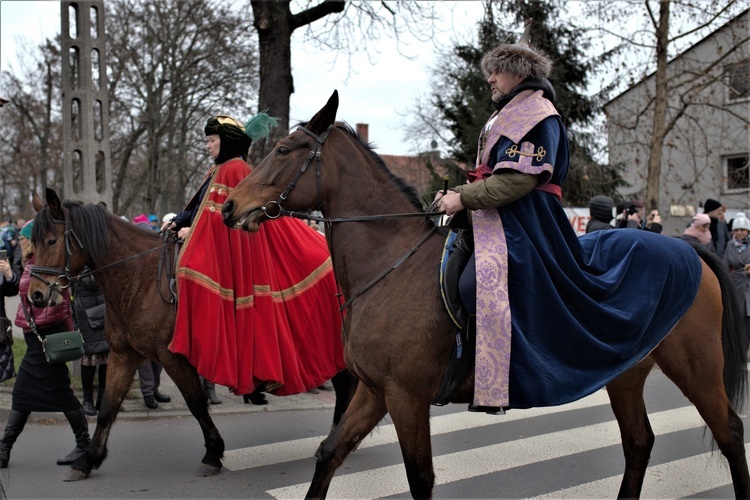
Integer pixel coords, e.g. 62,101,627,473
432,228,475,406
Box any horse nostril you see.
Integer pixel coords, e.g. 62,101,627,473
221,200,234,221
30,290,46,307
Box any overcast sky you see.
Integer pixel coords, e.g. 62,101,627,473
0,0,487,156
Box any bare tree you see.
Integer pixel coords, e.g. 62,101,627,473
586,0,748,209
248,0,443,161
105,0,259,216
0,39,64,220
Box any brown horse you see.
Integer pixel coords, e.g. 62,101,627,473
26,190,353,481
221,90,749,498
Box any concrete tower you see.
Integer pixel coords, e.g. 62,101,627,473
61,0,112,207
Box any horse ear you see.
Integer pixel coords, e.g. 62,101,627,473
31,192,44,213
307,90,338,135
45,188,64,219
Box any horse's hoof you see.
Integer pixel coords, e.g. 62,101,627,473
62,468,90,482
193,463,221,477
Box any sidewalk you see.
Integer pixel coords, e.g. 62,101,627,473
1,297,337,423
0,374,337,423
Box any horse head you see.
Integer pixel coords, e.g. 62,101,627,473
27,188,87,307
222,90,340,232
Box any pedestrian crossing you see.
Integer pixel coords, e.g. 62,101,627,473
221,387,743,498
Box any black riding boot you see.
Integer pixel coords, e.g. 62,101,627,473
57,407,91,465
0,409,30,468
203,378,222,405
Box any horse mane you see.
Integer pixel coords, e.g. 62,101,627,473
34,200,157,268
296,121,426,214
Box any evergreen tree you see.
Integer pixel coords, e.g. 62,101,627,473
427,0,626,205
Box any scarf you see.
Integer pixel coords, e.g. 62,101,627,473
684,225,711,245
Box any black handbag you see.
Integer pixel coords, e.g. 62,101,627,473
20,299,84,364
0,317,13,347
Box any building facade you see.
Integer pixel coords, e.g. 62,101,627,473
605,9,749,235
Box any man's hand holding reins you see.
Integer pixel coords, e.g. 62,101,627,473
435,190,465,216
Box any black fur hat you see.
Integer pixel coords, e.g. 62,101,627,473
481,19,552,80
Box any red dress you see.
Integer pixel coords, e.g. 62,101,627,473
168,158,345,395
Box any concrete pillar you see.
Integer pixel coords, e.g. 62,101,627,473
61,0,112,208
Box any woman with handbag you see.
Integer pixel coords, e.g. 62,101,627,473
73,271,108,416
0,221,91,469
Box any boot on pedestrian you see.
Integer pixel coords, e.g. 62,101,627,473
82,388,97,416
203,378,222,405
0,409,30,468
57,407,91,465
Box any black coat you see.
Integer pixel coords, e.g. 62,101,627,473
73,273,109,355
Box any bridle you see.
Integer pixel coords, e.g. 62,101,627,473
259,125,331,220
29,216,83,293
29,212,179,303
250,124,444,315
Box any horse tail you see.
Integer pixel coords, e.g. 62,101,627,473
692,242,747,411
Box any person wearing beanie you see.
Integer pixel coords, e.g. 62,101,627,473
724,212,750,344
585,195,614,233
435,19,704,413
680,213,715,252
703,198,731,258
0,220,91,469
164,113,345,406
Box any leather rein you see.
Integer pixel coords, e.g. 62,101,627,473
256,125,443,313
29,214,179,304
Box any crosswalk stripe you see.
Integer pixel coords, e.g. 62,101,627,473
540,444,750,498
222,389,613,471
267,405,709,499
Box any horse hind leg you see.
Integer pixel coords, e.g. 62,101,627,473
65,351,144,481
606,360,656,499
307,383,387,499
653,324,750,496
159,352,224,476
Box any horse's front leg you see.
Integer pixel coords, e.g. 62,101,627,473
307,383,387,499
159,351,224,476
64,349,143,481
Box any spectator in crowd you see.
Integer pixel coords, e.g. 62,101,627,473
73,271,109,416
138,360,171,409
680,213,715,253
723,212,750,345
585,195,614,233
0,221,91,468
704,198,731,258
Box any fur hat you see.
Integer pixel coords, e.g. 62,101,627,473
692,213,711,227
732,213,750,232
703,198,722,214
481,19,552,80
205,113,278,165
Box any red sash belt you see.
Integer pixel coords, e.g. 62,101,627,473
535,182,562,201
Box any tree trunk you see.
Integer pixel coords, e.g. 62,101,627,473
251,1,294,163
645,0,670,210
250,0,345,164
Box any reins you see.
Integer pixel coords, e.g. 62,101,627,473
258,124,445,315
30,214,179,305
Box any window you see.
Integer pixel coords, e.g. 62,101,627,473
728,61,750,101
726,154,750,191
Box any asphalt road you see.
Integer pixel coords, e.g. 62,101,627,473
0,367,746,498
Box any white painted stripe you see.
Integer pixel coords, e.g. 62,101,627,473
222,389,613,471
540,444,750,499
267,405,709,499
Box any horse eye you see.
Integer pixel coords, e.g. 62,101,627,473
277,146,290,156
47,239,57,247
